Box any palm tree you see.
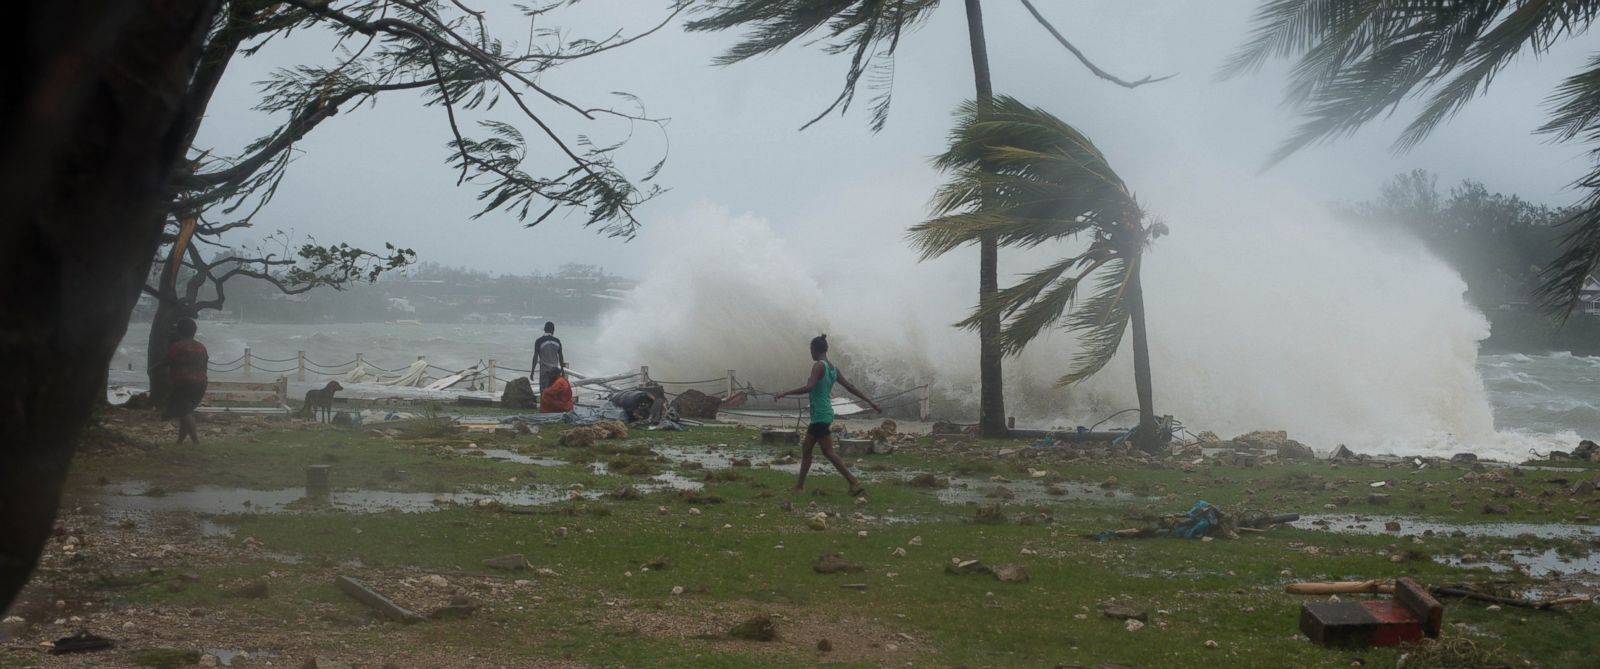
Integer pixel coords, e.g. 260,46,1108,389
1223,0,1600,320
687,0,1166,436
909,97,1167,451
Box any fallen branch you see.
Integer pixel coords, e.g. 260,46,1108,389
1433,587,1591,611
1285,580,1394,596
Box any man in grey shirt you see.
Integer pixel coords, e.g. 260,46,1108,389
532,321,565,394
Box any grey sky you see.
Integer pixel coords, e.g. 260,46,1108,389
196,1,1595,277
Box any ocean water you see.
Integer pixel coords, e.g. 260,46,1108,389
115,318,1595,460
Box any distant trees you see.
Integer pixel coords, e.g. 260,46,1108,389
1344,170,1567,314
911,97,1167,451
687,0,1166,435
1225,0,1600,321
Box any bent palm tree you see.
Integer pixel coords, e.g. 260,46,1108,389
1223,0,1600,320
910,97,1167,451
687,0,1169,437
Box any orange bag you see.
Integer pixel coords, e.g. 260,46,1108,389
540,374,574,413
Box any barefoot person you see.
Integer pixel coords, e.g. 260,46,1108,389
151,317,209,445
774,335,881,495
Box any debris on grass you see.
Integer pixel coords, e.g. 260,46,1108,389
730,615,777,641
813,553,863,574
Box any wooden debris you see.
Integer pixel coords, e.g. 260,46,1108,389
334,575,425,624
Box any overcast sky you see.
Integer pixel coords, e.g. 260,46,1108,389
196,1,1596,278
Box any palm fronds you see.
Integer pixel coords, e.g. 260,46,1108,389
909,96,1154,385
686,0,938,130
1225,0,1600,317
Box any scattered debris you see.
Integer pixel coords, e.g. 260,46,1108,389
1101,604,1148,622
813,553,863,575
730,615,777,641
334,575,425,624
1299,578,1441,648
558,427,599,448
991,564,1029,583
49,632,114,655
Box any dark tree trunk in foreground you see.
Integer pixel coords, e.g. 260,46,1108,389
1126,263,1160,453
0,0,221,611
964,0,1008,438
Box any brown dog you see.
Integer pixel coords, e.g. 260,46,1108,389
303,381,344,422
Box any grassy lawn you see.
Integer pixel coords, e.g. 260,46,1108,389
22,416,1600,667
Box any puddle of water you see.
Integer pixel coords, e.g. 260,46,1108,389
1293,514,1598,540
207,649,275,666
931,477,1136,505
95,476,706,517
97,481,593,514
478,449,567,467
1437,548,1600,578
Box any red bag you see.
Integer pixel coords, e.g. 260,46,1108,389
540,374,574,413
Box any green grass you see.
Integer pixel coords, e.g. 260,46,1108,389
35,422,1600,667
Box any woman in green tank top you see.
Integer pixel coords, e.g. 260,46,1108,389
774,335,882,496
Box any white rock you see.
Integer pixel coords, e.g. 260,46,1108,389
1125,619,1145,632
688,507,702,516
423,574,449,588
671,586,684,596
199,654,220,667
657,506,669,514
892,548,907,557
1,616,23,624
1204,640,1219,649
908,536,922,546
857,531,869,538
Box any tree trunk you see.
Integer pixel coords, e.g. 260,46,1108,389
147,298,182,403
964,0,1007,438
0,0,221,611
1126,261,1160,453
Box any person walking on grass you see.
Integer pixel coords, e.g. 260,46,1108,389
774,334,881,496
150,317,208,445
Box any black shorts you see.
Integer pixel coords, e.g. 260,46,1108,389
162,382,207,420
807,422,832,439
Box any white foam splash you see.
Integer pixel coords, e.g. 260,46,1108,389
593,195,1550,460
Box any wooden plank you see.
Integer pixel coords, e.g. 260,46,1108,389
1395,577,1443,637
334,576,424,624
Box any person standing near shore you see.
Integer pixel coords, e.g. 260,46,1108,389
532,321,565,394
774,334,881,496
150,317,208,445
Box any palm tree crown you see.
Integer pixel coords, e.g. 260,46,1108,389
910,96,1162,384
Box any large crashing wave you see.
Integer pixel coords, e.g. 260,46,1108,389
596,198,1555,460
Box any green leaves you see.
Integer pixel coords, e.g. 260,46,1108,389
1227,0,1600,317
686,0,940,131
910,97,1154,385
